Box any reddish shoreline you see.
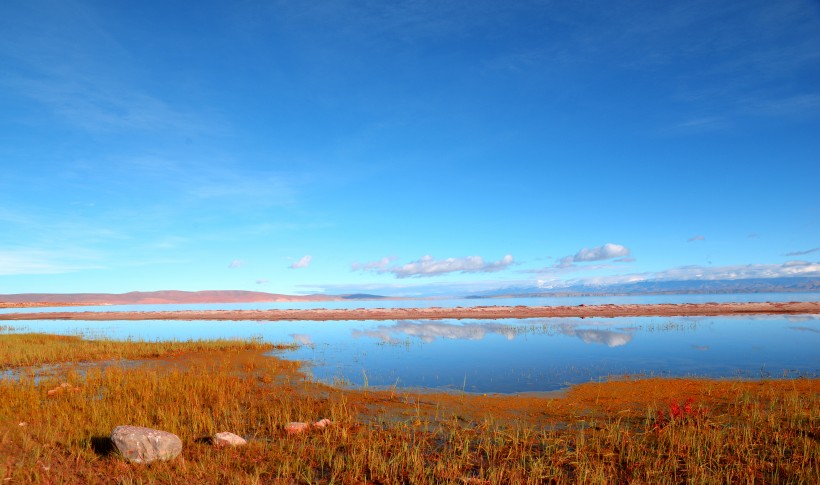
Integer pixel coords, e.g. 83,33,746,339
0,301,817,321
0,302,86,309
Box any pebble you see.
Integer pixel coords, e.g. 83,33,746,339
284,422,310,435
213,431,247,447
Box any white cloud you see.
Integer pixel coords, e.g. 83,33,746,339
317,257,820,298
687,235,705,242
671,117,729,133
564,260,820,286
0,249,102,276
0,1,217,136
228,259,243,269
186,170,295,206
375,254,515,278
351,256,397,272
549,243,631,270
530,262,614,275
306,277,533,298
149,236,189,250
784,246,820,256
289,255,312,269
656,261,820,280
15,77,213,134
748,94,820,118
573,243,630,262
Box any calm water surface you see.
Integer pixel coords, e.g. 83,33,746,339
7,314,818,393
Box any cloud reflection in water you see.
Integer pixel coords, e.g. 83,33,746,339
352,321,516,343
352,320,633,347
570,328,632,347
289,333,312,345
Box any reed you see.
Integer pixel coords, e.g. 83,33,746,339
0,333,287,369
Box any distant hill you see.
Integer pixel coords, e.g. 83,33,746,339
341,293,387,300
3,278,816,306
466,277,820,299
0,290,342,305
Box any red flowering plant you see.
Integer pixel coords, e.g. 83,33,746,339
652,397,708,432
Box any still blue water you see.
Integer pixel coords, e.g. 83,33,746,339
1,292,816,314
6,314,818,393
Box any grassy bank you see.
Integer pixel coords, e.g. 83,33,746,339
0,333,285,369
0,335,817,483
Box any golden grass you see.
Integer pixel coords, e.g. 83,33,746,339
0,334,817,483
0,333,286,369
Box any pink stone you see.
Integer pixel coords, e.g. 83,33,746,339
213,432,247,447
284,422,309,435
46,383,80,396
313,418,332,429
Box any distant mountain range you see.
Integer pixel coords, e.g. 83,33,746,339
465,277,820,298
341,293,388,300
2,277,818,306
0,290,342,305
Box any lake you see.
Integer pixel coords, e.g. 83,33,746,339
6,312,818,394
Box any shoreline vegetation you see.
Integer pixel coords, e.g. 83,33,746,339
1,300,818,321
0,333,288,370
0,301,88,309
0,334,817,483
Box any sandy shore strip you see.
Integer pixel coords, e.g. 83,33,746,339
0,302,87,309
0,301,817,321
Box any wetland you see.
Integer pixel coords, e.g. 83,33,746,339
1,299,818,483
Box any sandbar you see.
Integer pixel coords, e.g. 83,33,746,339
0,300,817,321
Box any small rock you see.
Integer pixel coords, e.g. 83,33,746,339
284,422,310,435
213,432,247,447
18,422,27,427
46,383,81,396
313,418,332,429
110,425,182,464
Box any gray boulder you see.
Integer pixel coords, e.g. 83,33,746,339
110,425,182,464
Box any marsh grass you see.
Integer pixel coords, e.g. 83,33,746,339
0,335,817,483
0,333,286,370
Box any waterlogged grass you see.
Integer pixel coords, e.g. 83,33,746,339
0,341,817,484
0,333,287,369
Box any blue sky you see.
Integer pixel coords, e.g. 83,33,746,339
1,0,819,296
